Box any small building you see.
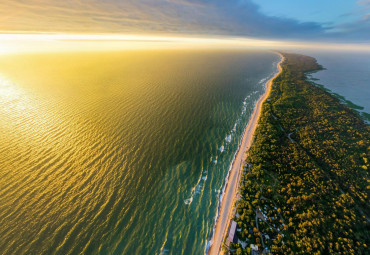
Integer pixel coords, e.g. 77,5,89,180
226,221,238,246
251,244,259,255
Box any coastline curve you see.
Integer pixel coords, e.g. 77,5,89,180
206,52,284,255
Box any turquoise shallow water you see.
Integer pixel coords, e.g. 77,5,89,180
0,49,279,254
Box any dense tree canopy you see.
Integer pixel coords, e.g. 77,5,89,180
229,53,369,255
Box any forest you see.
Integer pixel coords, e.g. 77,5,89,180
228,53,370,254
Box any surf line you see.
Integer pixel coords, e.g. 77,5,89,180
206,53,284,255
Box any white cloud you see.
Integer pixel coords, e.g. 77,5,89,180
0,0,368,42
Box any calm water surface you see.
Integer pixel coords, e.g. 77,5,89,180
0,50,279,254
301,50,370,114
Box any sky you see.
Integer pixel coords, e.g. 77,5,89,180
0,0,369,51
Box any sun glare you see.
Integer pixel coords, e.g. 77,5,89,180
0,33,369,55
0,33,283,54
0,44,14,54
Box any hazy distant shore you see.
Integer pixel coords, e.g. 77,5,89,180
207,53,284,255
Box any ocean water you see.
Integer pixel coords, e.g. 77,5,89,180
301,50,370,115
0,49,279,254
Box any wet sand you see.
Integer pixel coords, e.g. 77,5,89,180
208,53,284,255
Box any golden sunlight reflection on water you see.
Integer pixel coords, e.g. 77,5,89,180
0,50,278,254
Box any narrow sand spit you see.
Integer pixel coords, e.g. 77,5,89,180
208,53,284,255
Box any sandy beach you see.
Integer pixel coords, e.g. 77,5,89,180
208,53,284,255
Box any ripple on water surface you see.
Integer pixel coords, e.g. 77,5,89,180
0,50,280,254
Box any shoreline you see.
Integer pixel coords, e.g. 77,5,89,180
228,53,370,254
305,72,370,123
207,52,284,255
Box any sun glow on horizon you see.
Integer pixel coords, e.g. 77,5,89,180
0,33,280,54
0,33,369,55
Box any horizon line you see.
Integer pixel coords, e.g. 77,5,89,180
0,32,370,54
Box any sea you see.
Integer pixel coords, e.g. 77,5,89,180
300,49,370,118
0,49,280,254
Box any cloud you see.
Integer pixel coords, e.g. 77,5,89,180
0,0,368,43
357,0,370,7
328,14,370,42
323,0,370,42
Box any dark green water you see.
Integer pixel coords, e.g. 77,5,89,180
0,49,279,254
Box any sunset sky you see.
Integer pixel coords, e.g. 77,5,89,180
0,0,369,52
